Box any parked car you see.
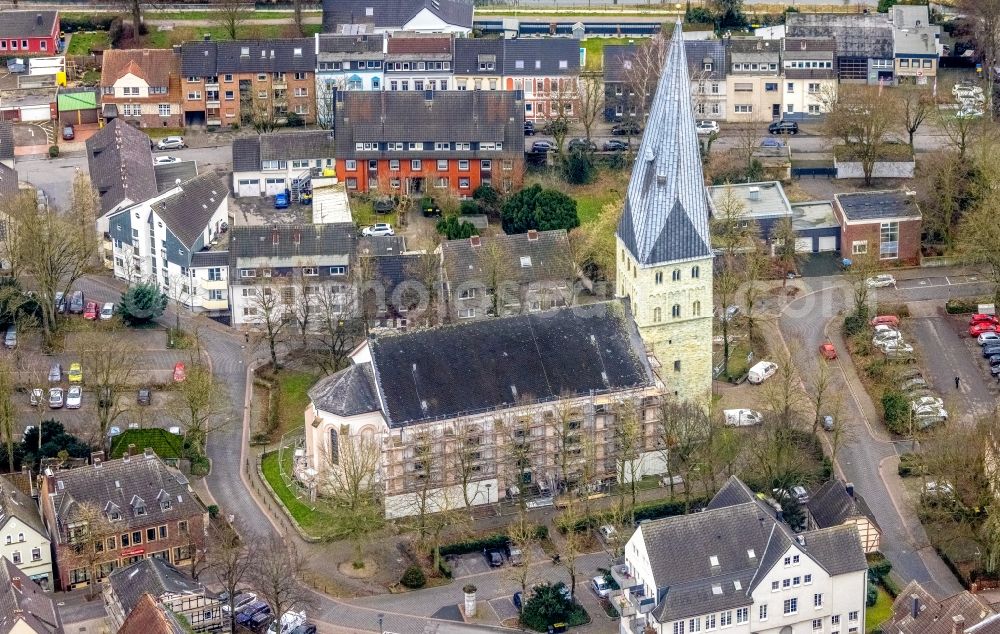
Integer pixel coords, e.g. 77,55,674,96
924,480,954,497
872,331,903,346
747,361,778,384
567,138,597,152
173,362,186,382
235,602,270,626
156,136,186,150
989,362,1000,377
866,274,897,288
970,313,998,326
266,610,306,634
137,387,152,405
768,120,799,135
154,156,180,165
29,388,43,406
602,139,629,152
421,197,441,217
695,120,720,135
62,125,74,140
913,405,948,419
250,612,273,632
55,292,66,314
611,122,641,136
507,546,524,566
970,322,998,337
47,363,61,383
591,575,613,598
289,626,318,634
822,415,835,432
83,301,99,320
4,325,16,349
818,343,837,360
724,408,763,427
760,137,785,148
900,377,929,392
879,341,914,355
274,192,290,209
361,223,394,237
48,387,64,409
68,362,83,383
774,485,810,504
978,331,1000,345
599,524,617,540
69,290,84,314
513,591,523,610
523,120,535,136
100,302,114,320
66,385,82,409
870,315,900,328
530,140,555,153
484,549,504,567
983,344,1000,358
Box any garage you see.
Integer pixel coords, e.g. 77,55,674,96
818,236,838,252
794,237,813,253
19,103,52,122
236,179,259,197
264,178,286,196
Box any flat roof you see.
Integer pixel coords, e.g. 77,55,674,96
791,201,838,231
706,181,792,220
835,189,921,221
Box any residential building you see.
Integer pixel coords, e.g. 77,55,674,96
725,37,782,122
501,38,580,122
321,0,474,36
806,480,881,554
0,11,61,55
100,50,183,128
891,6,941,85
384,33,454,91
786,13,894,85
333,90,524,197
107,172,230,313
602,44,640,123
452,38,503,92
0,121,13,170
707,181,793,249
179,39,317,127
781,37,836,119
85,118,158,216
0,164,18,197
314,33,386,125
687,40,728,122
617,22,714,404
614,476,868,634
118,593,188,634
228,223,357,328
833,189,922,266
39,452,208,591
231,129,337,198
441,229,576,320
104,558,221,633
303,300,666,519
0,477,53,590
882,581,1000,633
0,557,62,634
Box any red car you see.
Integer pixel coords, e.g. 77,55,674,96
819,343,838,360
969,322,998,337
173,362,186,382
82,301,99,320
970,313,999,326
870,315,900,328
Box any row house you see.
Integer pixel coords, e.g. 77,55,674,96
0,558,61,634
231,129,337,198
100,50,184,128
315,33,386,125
384,33,454,92
179,38,316,127
321,0,473,36
228,223,357,328
602,44,639,123
452,37,503,92
334,90,524,198
781,37,836,119
787,13,895,85
39,452,208,591
107,173,230,313
105,558,222,633
502,38,580,122
0,477,52,590
726,37,783,123
0,11,61,55
303,301,667,519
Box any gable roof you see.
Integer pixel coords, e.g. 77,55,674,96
0,121,14,162
501,38,581,76
108,558,209,617
232,136,262,173
316,33,386,55
441,230,575,288
883,580,997,634
363,300,654,427
229,223,357,262
309,362,381,418
322,0,474,31
0,557,61,634
0,11,58,39
0,164,17,196
260,130,337,162
188,39,316,75
617,22,712,267
386,34,452,56
153,161,199,193
150,172,227,249
807,479,880,531
85,119,158,215
603,44,638,83
118,593,187,634
101,50,177,88
685,40,727,81
453,38,504,75
0,476,47,539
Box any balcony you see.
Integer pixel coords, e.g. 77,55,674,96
610,563,634,589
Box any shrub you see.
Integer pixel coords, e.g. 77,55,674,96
472,184,503,216
843,310,869,337
463,584,477,594
285,112,304,128
562,148,595,185
119,281,168,323
400,565,426,589
439,534,509,557
501,184,579,234
108,17,124,47
436,215,479,240
946,298,980,314
559,496,711,533
48,145,59,158
521,582,574,631
533,525,548,540
60,14,118,32
881,390,911,434
207,505,220,519
898,453,924,477
459,200,480,215
866,580,878,606
868,553,892,581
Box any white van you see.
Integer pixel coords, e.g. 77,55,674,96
267,611,306,634
723,409,763,427
747,361,778,384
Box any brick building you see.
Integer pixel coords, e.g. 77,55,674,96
501,38,580,123
179,38,317,127
833,190,922,266
39,452,208,591
334,90,524,198
0,11,61,55
100,50,184,129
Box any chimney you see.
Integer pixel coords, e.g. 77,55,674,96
11,576,21,591
952,615,966,634
527,229,538,241
91,451,105,467
470,236,481,247
911,595,921,619
144,448,154,458
748,186,760,201
845,482,854,497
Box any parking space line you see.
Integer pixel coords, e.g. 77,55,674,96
945,276,951,285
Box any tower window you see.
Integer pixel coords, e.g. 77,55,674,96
655,271,663,284
653,307,662,322
672,269,681,281
692,265,700,278
672,304,681,318
633,268,637,279
693,300,701,316
674,360,681,372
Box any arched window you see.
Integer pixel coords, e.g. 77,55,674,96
672,304,681,318
329,429,340,465
693,301,701,316
653,307,662,322
655,271,663,284
692,265,700,278
672,269,681,281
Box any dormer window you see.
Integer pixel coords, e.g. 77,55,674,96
135,504,146,516
131,495,146,517
704,62,713,71
110,512,121,521
157,489,172,511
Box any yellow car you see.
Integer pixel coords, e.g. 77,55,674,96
68,362,83,384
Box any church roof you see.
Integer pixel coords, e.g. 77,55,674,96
617,21,712,267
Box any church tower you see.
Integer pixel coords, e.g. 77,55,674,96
616,21,714,404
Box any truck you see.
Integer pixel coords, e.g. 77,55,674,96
723,409,763,427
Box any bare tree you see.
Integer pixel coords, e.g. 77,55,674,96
824,85,901,185
770,217,806,285
207,526,256,634
960,0,1000,115
65,502,116,598
169,363,229,456
248,283,289,369
805,358,840,434
577,75,604,142
761,347,806,430
478,239,517,318
121,0,143,43
292,0,305,36
323,430,383,568
213,0,248,40
731,116,761,174
165,274,192,337
313,286,363,374
622,34,667,133
710,184,758,258
0,359,15,472
938,110,984,161
844,252,881,319
403,253,442,328
609,398,643,524
741,243,769,353
714,254,741,376
958,195,1000,307
507,516,538,615
75,329,139,442
896,86,934,151
448,418,486,510
544,78,578,156
243,91,278,133
658,398,707,508
250,535,314,622
290,269,314,349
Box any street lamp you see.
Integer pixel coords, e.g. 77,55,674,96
378,613,384,634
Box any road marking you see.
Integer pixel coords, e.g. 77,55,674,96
945,276,951,285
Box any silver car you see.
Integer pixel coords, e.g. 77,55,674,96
156,136,185,150
48,387,64,409
48,363,61,383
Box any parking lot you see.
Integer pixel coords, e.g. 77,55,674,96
896,273,984,291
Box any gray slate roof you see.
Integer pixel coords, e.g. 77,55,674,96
85,119,158,214
0,476,46,539
835,190,922,222
453,38,504,75
807,479,880,531
182,39,315,75
48,455,203,544
365,300,654,427
108,558,208,617
786,12,894,59
0,11,58,39
883,580,997,634
441,230,575,287
316,33,386,55
602,44,638,83
501,38,580,76
150,172,227,249
322,0,473,32
261,130,337,162
190,251,230,268
229,223,356,262
309,362,380,418
0,557,60,634
373,253,425,289
231,137,261,173
618,22,712,267
153,161,198,193
0,164,17,196
685,40,727,81
358,235,406,256
0,121,13,162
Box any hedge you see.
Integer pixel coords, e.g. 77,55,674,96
946,298,984,314
559,495,712,533
60,15,118,32
439,534,509,557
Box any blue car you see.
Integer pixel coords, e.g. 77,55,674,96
236,601,270,626
274,192,289,209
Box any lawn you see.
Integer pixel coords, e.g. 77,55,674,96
66,31,110,55
275,369,319,434
581,37,646,72
144,24,321,48
525,167,628,225
351,196,398,230
261,449,336,538
866,586,893,633
110,428,184,460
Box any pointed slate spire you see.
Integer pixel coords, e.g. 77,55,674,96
617,21,712,267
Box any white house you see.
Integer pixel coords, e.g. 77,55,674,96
315,33,386,125
231,130,337,198
321,0,473,36
107,172,230,314
0,478,52,591
614,477,868,634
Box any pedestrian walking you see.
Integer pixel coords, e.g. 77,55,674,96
244,332,249,343
955,376,961,390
